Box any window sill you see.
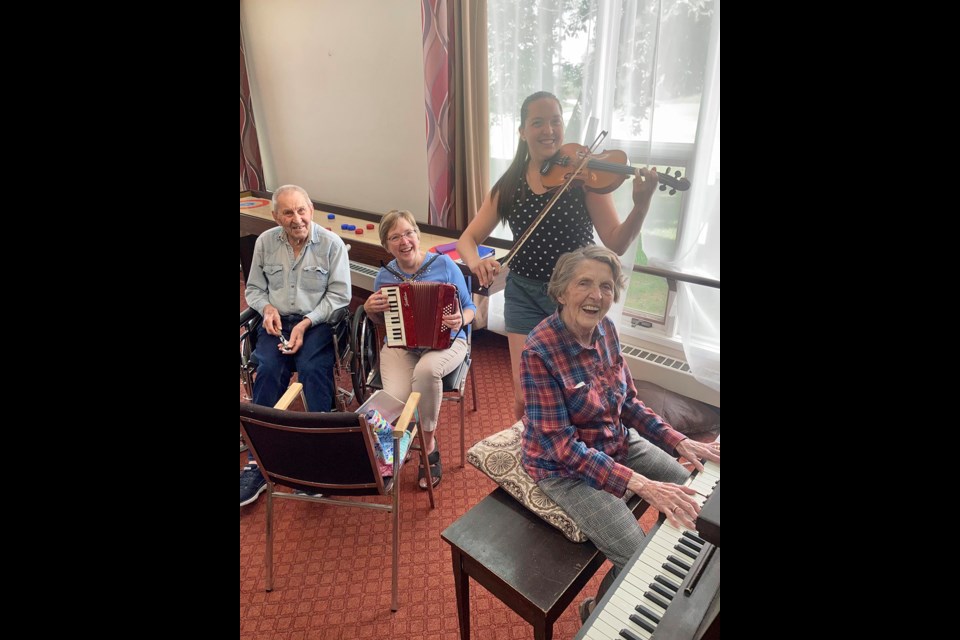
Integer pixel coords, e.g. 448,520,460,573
618,324,686,359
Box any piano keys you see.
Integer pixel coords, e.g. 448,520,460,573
576,460,720,640
383,286,404,346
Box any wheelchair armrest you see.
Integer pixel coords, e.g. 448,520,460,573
327,306,349,327
240,306,260,327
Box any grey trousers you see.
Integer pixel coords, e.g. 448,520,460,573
537,428,689,571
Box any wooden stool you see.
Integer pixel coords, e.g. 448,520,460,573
442,487,647,640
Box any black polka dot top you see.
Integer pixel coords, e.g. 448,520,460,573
506,178,594,282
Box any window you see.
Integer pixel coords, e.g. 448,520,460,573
487,0,718,338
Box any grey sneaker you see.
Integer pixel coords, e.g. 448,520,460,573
240,465,267,506
293,489,324,498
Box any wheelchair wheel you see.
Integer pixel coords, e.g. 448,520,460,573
350,307,380,405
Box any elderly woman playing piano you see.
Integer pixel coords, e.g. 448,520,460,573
519,245,720,620
363,209,476,489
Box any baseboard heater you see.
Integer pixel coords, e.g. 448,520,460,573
349,260,378,293
622,344,719,408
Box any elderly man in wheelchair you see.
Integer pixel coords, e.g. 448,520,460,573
240,184,352,507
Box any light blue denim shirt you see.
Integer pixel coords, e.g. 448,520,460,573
245,223,351,326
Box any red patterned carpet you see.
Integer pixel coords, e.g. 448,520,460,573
240,275,700,640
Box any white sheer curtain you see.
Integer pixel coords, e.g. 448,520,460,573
650,6,720,390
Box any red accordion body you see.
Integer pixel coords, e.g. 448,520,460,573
383,282,457,349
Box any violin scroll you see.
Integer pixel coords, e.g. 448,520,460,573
657,168,691,195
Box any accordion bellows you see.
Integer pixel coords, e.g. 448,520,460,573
383,282,457,349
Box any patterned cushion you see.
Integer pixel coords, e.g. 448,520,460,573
467,421,590,542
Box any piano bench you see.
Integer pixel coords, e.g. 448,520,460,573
441,487,648,640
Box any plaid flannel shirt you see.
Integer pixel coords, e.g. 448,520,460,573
520,312,686,497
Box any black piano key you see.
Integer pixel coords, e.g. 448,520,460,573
674,543,698,560
683,530,706,545
662,562,687,580
619,627,644,640
678,536,702,552
650,582,674,601
644,590,670,610
667,555,692,572
654,575,681,593
635,604,661,623
629,614,656,634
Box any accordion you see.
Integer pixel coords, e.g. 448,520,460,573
383,282,458,350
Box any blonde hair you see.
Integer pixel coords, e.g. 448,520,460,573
378,209,420,247
547,245,627,304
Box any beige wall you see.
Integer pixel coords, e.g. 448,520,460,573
241,0,430,221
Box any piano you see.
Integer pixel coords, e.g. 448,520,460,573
576,460,720,640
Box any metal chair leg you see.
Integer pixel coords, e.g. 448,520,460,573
391,470,400,612
460,394,466,468
265,490,274,592
470,366,478,412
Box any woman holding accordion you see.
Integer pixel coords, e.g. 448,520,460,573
363,209,476,489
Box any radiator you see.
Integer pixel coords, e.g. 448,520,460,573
622,344,720,408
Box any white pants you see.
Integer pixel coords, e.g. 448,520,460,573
378,338,469,433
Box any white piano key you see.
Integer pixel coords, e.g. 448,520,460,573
583,613,625,640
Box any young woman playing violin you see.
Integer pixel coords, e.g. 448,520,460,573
457,91,660,420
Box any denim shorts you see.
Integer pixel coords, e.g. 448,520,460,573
504,272,557,334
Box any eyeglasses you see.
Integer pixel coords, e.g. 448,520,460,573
387,229,418,244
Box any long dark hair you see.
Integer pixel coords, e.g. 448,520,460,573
491,91,562,224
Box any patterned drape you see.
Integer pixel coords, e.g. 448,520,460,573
240,27,264,192
421,0,455,229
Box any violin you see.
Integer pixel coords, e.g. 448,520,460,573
539,142,690,195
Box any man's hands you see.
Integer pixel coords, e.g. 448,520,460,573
263,305,311,354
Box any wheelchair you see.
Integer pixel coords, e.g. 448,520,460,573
239,306,357,411
349,305,478,467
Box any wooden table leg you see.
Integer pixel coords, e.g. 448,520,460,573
533,618,551,640
451,547,470,640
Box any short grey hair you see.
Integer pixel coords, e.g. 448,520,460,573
547,245,627,304
378,209,420,247
272,184,313,212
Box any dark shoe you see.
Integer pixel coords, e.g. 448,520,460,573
579,597,596,624
418,447,442,490
240,465,267,506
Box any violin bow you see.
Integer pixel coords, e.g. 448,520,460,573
499,131,608,269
